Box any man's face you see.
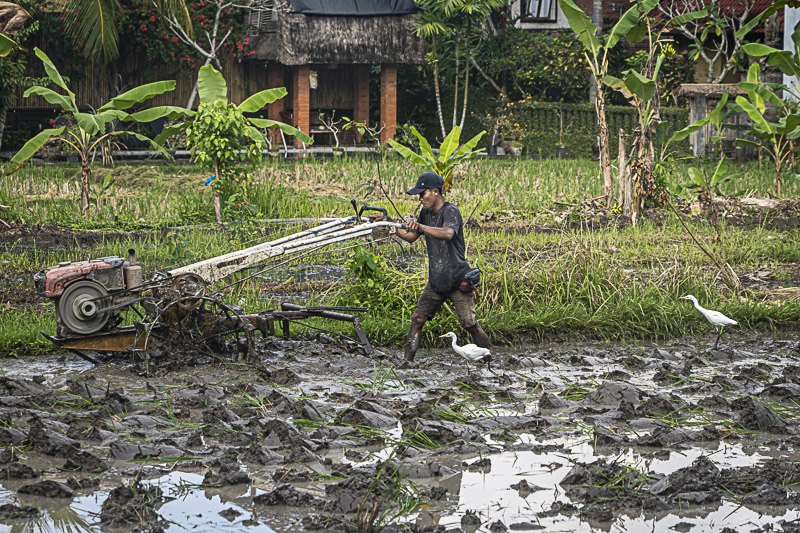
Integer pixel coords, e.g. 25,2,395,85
419,188,437,209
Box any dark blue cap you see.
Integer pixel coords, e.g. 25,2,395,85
406,172,444,195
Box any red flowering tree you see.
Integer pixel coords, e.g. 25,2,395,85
119,0,255,108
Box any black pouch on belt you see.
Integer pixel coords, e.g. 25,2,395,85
458,267,481,293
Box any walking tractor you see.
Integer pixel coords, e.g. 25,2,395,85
33,203,403,371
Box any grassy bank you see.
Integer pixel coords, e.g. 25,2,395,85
0,156,798,356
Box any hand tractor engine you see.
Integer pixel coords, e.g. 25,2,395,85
34,250,143,337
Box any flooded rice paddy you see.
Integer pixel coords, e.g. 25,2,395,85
1,332,800,532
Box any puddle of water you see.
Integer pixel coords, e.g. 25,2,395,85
432,435,794,532
0,472,283,533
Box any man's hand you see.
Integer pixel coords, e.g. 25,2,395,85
405,220,420,233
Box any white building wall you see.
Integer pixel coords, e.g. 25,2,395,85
784,7,800,100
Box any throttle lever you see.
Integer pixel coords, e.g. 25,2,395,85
358,204,388,219
349,199,360,223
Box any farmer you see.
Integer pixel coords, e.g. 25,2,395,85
396,171,489,362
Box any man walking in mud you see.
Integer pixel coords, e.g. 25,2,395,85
395,172,489,362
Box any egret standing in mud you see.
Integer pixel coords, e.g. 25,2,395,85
680,295,738,349
439,332,492,374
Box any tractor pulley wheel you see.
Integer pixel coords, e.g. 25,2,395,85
171,273,207,310
57,280,111,336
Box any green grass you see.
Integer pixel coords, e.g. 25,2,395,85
0,155,798,356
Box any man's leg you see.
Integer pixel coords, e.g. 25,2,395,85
451,290,489,348
405,286,445,362
467,323,489,349
404,312,428,361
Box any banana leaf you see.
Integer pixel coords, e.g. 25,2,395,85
557,0,599,57
34,47,72,95
5,127,65,174
247,118,313,144
197,65,227,105
128,106,194,122
452,130,486,159
238,88,288,113
98,81,177,111
439,126,461,162
386,139,429,167
23,86,75,111
736,96,773,135
0,33,15,57
154,122,188,146
411,126,436,163
108,131,172,159
74,112,107,136
667,117,709,146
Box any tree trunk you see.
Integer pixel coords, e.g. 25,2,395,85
589,0,603,104
213,159,222,226
432,40,446,139
776,159,782,198
595,89,613,206
0,107,6,152
460,42,470,130
617,128,627,207
452,36,460,131
81,164,91,218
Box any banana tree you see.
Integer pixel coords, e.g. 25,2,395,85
741,21,800,101
155,65,312,225
387,125,484,191
726,63,800,198
4,48,179,218
601,7,706,215
558,0,663,206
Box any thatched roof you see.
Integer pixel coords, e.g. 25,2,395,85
676,83,748,97
0,2,32,35
253,12,426,65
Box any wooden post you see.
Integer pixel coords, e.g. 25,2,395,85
617,128,627,208
292,65,311,150
267,62,285,146
353,64,369,143
380,64,397,144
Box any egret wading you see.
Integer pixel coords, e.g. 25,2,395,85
439,332,492,374
680,294,738,349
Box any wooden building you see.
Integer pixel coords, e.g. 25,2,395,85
9,0,426,148
251,0,427,146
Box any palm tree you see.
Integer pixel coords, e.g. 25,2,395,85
412,0,504,139
65,0,192,62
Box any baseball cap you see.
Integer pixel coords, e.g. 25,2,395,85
406,172,444,195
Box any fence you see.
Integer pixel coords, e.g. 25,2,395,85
498,101,690,159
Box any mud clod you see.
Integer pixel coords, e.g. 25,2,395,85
17,479,74,498
254,483,324,506
99,481,166,530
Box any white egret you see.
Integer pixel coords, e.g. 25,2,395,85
439,332,492,374
680,294,738,349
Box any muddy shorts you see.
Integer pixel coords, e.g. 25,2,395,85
414,285,478,328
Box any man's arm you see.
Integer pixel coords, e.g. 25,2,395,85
397,220,454,243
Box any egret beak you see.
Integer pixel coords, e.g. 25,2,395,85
438,334,448,338
679,296,688,300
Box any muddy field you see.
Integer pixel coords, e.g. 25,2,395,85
1,331,800,533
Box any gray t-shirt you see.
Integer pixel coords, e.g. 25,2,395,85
418,202,469,293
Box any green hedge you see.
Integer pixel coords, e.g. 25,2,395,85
498,101,689,159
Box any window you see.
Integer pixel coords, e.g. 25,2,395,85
245,0,275,36
523,0,557,22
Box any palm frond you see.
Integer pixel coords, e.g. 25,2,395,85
65,0,121,62
153,0,193,38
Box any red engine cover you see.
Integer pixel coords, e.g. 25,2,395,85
34,257,126,298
